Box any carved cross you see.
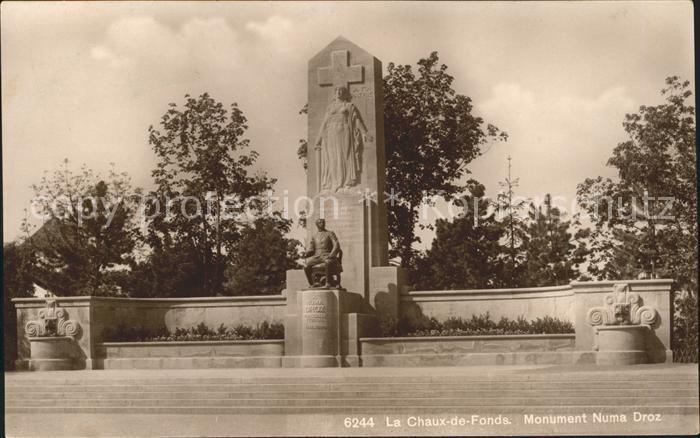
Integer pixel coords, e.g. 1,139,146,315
317,50,363,89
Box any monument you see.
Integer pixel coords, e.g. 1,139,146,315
284,36,407,367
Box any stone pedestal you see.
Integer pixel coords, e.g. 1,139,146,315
283,287,378,368
28,337,75,371
595,325,649,366
300,289,340,367
285,288,345,367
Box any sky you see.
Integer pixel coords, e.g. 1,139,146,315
2,1,695,248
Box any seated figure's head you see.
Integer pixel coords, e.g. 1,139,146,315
315,219,326,231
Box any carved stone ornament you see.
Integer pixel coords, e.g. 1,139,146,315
587,283,657,327
25,299,80,338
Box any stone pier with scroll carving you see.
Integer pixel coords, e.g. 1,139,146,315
284,36,407,367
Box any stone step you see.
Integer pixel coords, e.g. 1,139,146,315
6,405,699,416
7,367,696,418
7,388,696,400
6,380,696,393
6,369,696,438
5,396,697,408
7,372,697,385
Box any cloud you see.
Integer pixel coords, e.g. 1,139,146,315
181,17,240,66
90,16,241,78
478,81,637,160
471,82,637,215
245,15,293,40
103,16,185,65
244,15,311,58
480,82,635,133
89,45,131,68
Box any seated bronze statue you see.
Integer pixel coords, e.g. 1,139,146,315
304,219,342,288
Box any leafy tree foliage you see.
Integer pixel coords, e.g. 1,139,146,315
413,181,505,289
20,160,139,296
520,194,589,286
144,93,274,296
384,52,506,267
2,242,34,371
3,242,36,369
577,77,697,361
3,242,35,299
673,289,698,362
122,243,205,298
223,214,301,295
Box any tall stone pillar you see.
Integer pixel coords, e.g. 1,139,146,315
306,36,388,300
284,37,405,367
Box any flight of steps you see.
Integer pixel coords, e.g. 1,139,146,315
6,367,699,416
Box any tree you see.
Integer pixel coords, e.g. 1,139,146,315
20,160,139,296
384,52,507,267
413,181,505,289
492,156,527,287
3,242,36,370
223,214,301,296
3,242,36,299
145,93,274,296
577,76,697,361
520,194,589,286
577,77,696,283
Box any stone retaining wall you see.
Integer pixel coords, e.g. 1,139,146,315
13,295,285,370
97,340,284,369
401,284,574,323
12,279,675,369
400,279,673,364
360,334,577,366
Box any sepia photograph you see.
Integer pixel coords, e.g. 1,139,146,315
2,1,698,436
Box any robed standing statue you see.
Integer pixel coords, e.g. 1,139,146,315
314,86,373,192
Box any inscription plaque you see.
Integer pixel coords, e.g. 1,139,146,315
304,296,328,329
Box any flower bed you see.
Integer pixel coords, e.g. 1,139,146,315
379,312,574,337
102,321,284,342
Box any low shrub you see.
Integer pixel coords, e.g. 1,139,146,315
102,321,284,342
378,312,573,337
